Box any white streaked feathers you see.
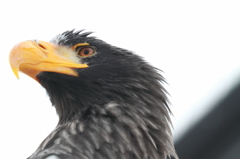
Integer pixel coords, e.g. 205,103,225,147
55,46,81,64
105,101,119,109
45,155,60,159
30,101,175,159
69,120,78,135
50,34,67,45
78,121,85,133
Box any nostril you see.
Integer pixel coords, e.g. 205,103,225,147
38,43,47,50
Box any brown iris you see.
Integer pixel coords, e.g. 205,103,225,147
77,46,96,57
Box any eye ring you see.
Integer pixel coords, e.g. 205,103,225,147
77,46,96,57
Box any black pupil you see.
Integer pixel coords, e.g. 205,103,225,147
83,49,90,55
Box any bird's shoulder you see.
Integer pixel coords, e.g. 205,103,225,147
29,102,169,159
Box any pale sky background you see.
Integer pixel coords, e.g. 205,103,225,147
1,1,240,158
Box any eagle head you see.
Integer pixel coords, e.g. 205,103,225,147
9,30,178,159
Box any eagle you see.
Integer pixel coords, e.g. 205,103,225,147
9,30,178,159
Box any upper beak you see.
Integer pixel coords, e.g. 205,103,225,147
9,40,88,81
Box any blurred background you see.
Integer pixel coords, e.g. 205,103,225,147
0,1,240,158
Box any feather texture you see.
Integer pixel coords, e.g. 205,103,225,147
25,30,178,159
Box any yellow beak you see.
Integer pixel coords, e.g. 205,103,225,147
9,40,88,81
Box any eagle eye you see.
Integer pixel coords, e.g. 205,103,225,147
77,46,96,57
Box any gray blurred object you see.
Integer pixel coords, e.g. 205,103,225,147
175,80,240,159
